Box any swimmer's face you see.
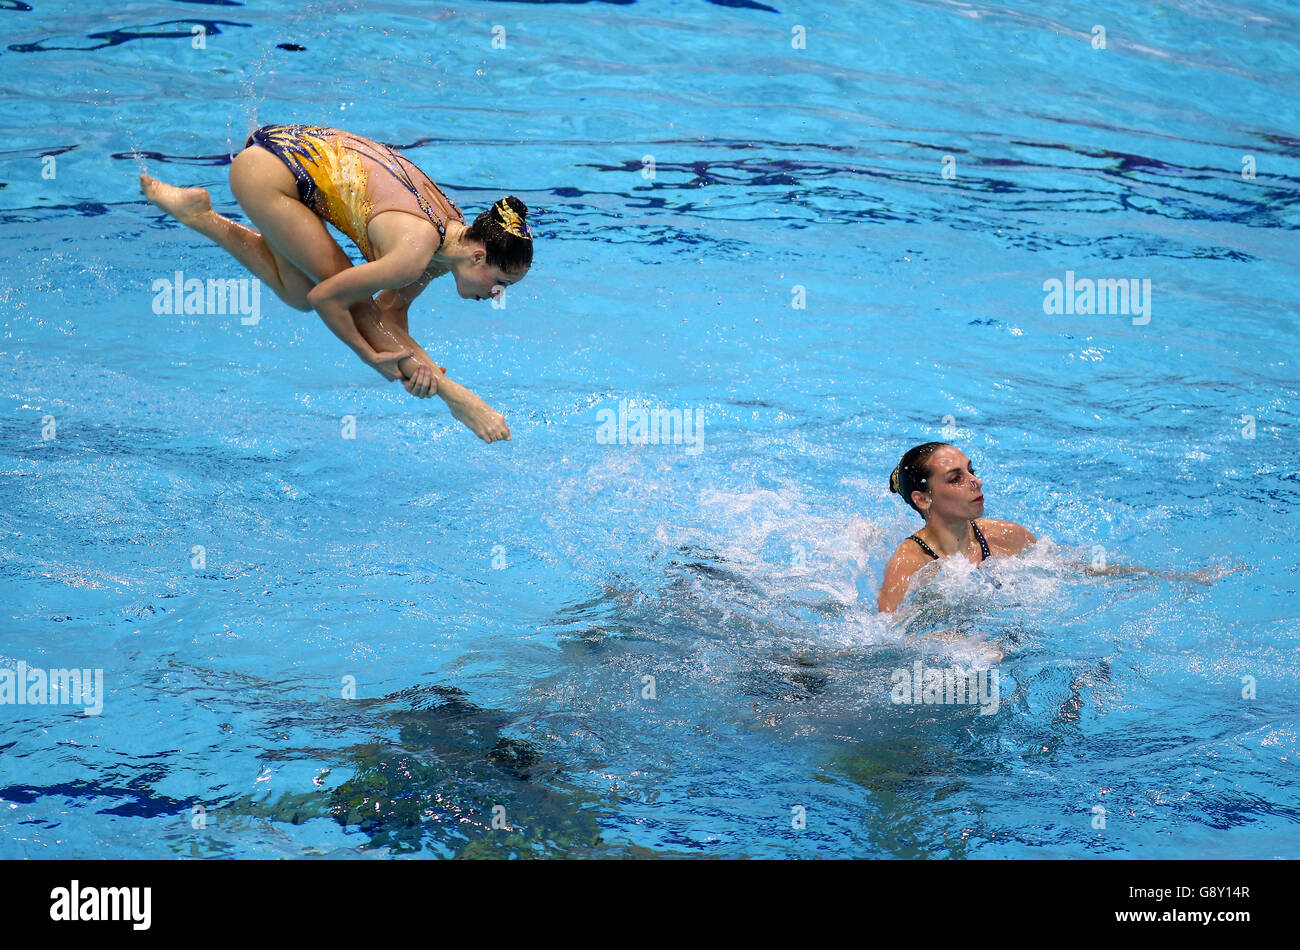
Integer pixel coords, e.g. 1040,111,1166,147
455,251,528,302
914,446,984,521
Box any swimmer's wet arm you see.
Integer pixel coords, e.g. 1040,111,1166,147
353,323,436,401
1075,560,1239,583
353,305,443,396
305,250,433,377
354,296,511,442
877,549,920,612
370,286,446,383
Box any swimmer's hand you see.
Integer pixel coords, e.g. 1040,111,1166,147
1185,564,1247,584
402,361,446,399
365,348,415,382
438,378,511,443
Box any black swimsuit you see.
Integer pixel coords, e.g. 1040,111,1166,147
909,521,992,561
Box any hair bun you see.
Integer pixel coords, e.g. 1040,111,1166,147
491,196,533,240
497,195,528,218
888,466,901,494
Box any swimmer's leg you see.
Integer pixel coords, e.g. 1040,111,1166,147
140,146,356,312
141,150,418,379
139,174,318,312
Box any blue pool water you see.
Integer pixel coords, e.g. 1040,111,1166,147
1,0,1297,858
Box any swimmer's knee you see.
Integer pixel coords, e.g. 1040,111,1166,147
279,287,313,312
269,284,313,312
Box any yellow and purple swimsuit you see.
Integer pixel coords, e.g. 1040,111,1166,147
244,124,465,261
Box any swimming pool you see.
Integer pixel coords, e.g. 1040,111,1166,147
1,0,1297,858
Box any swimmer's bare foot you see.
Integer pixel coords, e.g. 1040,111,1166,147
139,173,212,227
448,397,511,444
440,385,511,443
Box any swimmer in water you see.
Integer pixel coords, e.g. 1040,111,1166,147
877,440,1239,613
878,442,1035,613
139,123,530,443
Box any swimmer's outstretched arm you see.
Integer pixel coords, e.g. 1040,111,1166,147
1075,559,1241,584
977,522,1237,584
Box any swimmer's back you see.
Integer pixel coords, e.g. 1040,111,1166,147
246,124,465,259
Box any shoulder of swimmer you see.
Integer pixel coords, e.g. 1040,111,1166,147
878,539,939,612
884,536,939,580
973,518,1037,556
367,211,442,269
